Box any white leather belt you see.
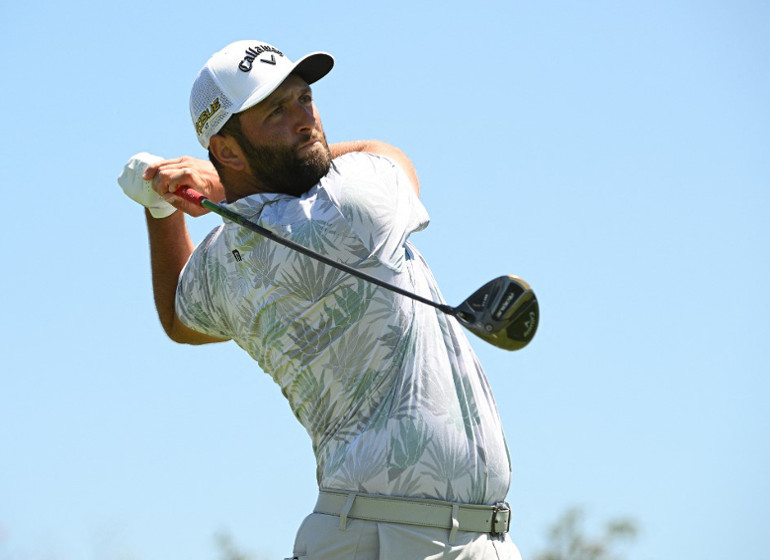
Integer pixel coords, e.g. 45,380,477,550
313,489,511,536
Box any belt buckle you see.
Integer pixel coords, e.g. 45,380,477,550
491,501,511,536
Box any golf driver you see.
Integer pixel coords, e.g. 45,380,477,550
176,186,539,351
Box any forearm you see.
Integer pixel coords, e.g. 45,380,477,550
145,210,225,344
330,140,375,158
146,210,192,337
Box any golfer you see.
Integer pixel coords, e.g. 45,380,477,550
119,39,521,560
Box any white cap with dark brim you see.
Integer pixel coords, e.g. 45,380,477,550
190,40,334,149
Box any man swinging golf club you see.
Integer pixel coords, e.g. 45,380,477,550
118,39,524,559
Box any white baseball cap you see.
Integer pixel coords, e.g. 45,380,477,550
190,40,334,149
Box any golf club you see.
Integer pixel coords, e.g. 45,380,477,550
176,186,539,351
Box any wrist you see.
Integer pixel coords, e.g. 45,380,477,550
147,203,178,219
145,207,180,221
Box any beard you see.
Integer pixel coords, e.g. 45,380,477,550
241,132,333,197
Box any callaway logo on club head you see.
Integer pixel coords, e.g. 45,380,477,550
238,45,285,72
523,311,537,337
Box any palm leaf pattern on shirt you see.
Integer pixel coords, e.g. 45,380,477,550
387,416,433,481
281,257,345,304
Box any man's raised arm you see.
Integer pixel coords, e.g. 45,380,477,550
119,153,229,345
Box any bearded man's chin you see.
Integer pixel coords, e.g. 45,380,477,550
243,137,332,197
301,145,332,179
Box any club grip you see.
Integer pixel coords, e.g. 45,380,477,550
176,186,208,207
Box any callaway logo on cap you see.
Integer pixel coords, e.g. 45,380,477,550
190,39,334,149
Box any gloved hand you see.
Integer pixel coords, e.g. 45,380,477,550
118,152,177,218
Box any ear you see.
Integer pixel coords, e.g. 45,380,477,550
210,134,248,172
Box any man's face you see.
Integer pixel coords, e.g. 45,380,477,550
236,74,332,196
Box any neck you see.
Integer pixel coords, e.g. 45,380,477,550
221,169,270,203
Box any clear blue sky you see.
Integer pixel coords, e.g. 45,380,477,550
1,1,768,559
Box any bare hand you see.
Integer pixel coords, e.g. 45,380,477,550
143,156,225,217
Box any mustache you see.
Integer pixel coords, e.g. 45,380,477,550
296,133,320,148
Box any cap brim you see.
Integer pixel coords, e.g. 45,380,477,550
292,52,335,85
236,51,334,115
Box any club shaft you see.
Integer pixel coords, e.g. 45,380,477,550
178,187,456,316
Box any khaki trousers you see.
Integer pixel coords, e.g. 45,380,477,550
288,512,523,560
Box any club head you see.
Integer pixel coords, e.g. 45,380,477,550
453,275,539,351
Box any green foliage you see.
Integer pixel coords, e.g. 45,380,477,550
215,532,266,560
533,508,639,560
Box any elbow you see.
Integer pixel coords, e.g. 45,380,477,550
159,316,192,344
165,327,193,345
161,322,187,344
163,317,229,345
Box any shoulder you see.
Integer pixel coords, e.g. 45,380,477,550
324,151,412,197
328,140,420,195
319,152,429,241
320,152,412,204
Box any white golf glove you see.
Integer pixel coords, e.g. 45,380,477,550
118,152,177,218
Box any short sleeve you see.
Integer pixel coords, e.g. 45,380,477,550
175,226,233,339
